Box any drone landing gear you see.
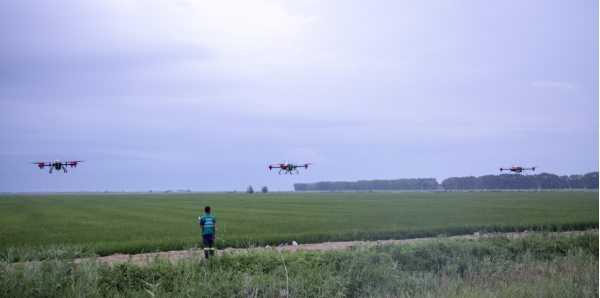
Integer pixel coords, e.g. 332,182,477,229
49,168,53,174
62,166,67,173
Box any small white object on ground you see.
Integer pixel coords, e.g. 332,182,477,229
266,245,271,248
292,241,298,246
277,243,284,247
523,230,528,234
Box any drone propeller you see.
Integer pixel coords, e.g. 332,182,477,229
65,160,85,168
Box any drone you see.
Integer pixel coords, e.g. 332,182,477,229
500,165,537,174
31,159,84,173
269,161,312,175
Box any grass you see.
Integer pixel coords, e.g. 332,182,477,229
1,232,597,297
0,192,597,260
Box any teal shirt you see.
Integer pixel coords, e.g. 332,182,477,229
200,214,215,236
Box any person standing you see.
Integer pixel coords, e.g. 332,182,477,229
199,206,216,259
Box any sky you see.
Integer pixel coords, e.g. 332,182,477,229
0,0,598,192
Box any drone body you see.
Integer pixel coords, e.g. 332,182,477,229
500,165,537,174
269,161,312,175
31,159,84,173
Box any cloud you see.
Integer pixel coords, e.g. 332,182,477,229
532,81,575,90
142,0,316,73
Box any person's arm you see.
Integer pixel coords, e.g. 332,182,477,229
199,217,204,229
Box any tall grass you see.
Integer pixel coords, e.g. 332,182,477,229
0,192,597,260
1,233,597,297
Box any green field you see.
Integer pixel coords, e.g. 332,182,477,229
0,192,597,258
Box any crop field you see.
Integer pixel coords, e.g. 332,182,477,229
0,191,597,259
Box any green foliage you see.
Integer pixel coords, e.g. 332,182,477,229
246,186,254,194
442,171,599,190
0,192,597,261
1,233,597,297
295,178,438,191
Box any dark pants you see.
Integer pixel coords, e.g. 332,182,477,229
202,237,215,259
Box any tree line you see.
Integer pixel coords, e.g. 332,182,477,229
293,172,598,191
294,178,439,192
441,172,599,190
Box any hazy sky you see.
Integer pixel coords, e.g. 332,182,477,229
1,0,598,192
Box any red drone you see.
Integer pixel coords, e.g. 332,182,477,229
500,165,537,174
269,161,312,175
31,159,84,173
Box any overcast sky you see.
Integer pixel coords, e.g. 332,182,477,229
1,0,597,192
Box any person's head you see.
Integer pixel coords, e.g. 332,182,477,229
205,206,211,214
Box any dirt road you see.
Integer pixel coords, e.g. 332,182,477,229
70,230,597,266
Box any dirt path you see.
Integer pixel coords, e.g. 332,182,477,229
66,230,597,266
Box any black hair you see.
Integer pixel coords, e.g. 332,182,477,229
205,206,211,213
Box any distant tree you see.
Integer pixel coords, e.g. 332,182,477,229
537,173,561,189
440,172,599,190
559,175,570,189
569,175,583,189
261,186,268,193
293,183,305,191
247,185,254,194
581,172,599,189
293,172,596,192
479,175,499,189
294,178,438,191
